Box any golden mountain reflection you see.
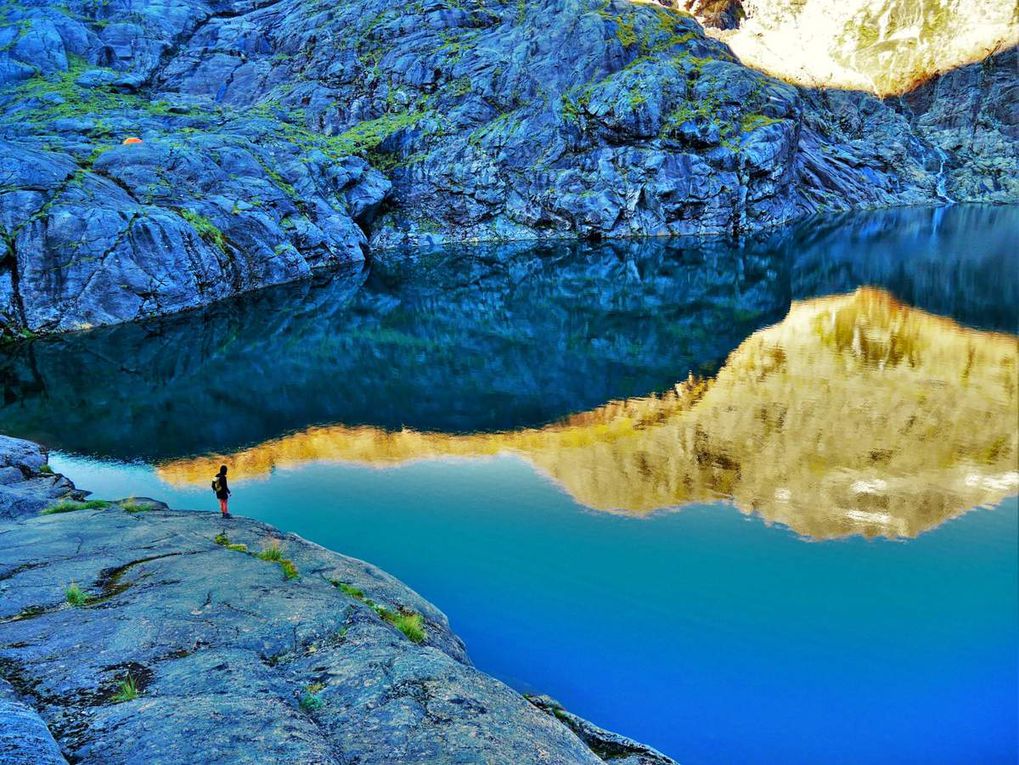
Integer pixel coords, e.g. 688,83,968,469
158,288,1018,540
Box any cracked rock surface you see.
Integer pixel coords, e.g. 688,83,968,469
1,0,1014,338
0,436,677,764
0,678,66,765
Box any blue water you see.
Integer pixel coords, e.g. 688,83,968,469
4,204,1019,763
48,455,1019,764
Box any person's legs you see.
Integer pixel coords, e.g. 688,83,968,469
219,498,228,515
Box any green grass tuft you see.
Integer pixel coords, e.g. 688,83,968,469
740,113,782,133
42,499,112,515
215,533,248,554
65,581,88,607
613,16,637,48
111,675,138,703
333,581,365,600
119,498,151,513
257,541,298,579
380,610,426,643
179,208,227,251
42,501,82,515
329,580,424,641
257,542,285,562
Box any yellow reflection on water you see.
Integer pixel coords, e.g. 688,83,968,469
159,288,1018,539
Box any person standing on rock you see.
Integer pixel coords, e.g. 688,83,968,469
212,465,232,518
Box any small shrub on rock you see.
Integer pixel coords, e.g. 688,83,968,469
256,542,285,562
42,499,112,515
112,675,138,703
297,692,322,717
65,581,87,606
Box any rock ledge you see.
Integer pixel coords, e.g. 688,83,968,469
0,436,677,765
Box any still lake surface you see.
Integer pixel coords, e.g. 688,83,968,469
2,205,1017,764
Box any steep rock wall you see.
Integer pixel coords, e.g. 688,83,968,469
0,0,1012,338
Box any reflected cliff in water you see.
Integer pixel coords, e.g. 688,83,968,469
789,204,1019,331
0,236,789,459
158,288,1018,540
0,204,1017,539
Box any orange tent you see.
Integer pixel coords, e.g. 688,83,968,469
122,137,143,145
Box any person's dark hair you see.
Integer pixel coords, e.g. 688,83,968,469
218,465,228,475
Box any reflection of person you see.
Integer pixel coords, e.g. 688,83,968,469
212,465,232,518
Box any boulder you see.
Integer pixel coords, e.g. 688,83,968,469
0,436,82,520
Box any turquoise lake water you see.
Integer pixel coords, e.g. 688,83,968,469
3,204,1018,763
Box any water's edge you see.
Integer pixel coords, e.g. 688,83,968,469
1,201,969,346
0,435,677,765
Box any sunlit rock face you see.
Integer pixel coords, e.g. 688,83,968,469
679,0,745,30
159,288,1018,540
678,0,1018,95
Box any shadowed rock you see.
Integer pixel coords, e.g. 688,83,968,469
0,680,67,765
529,694,678,764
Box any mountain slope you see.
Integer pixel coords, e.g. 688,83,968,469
0,0,1012,337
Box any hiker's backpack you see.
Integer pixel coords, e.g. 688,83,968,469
211,476,222,494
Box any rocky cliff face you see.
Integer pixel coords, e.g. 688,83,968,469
893,48,1018,202
0,436,676,765
0,0,1013,338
